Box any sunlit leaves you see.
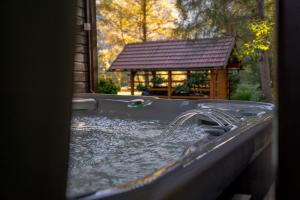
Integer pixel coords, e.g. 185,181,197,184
241,20,274,57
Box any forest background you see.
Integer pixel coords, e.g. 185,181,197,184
96,0,275,101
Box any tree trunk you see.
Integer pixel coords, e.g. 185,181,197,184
259,51,272,101
141,0,147,42
257,0,272,101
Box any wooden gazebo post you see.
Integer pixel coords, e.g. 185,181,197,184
217,69,229,99
187,70,191,80
168,71,172,98
152,71,156,87
210,70,216,99
145,71,149,87
130,71,136,95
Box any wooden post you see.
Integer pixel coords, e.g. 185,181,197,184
130,71,135,95
145,71,149,87
210,70,215,99
168,71,172,98
217,69,229,99
187,70,191,79
187,70,191,94
152,71,156,87
86,0,98,92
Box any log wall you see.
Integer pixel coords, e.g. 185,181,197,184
73,0,98,93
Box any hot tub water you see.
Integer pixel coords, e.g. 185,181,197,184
67,116,209,197
67,102,272,197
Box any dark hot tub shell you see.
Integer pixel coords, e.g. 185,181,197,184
71,94,274,200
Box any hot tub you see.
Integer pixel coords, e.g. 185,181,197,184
68,94,273,200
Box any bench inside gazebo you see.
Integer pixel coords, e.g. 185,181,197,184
109,37,241,99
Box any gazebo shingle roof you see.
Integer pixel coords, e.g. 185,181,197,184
109,36,235,71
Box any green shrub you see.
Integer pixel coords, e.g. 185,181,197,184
231,84,254,101
98,77,120,94
229,71,240,97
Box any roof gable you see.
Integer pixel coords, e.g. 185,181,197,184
110,36,235,71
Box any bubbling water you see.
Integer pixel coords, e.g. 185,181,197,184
67,116,209,197
67,103,269,197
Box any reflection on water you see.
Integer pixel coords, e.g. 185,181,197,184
67,116,208,197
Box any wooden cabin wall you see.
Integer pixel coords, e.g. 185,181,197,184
73,0,98,93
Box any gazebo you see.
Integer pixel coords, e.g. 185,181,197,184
109,36,241,99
